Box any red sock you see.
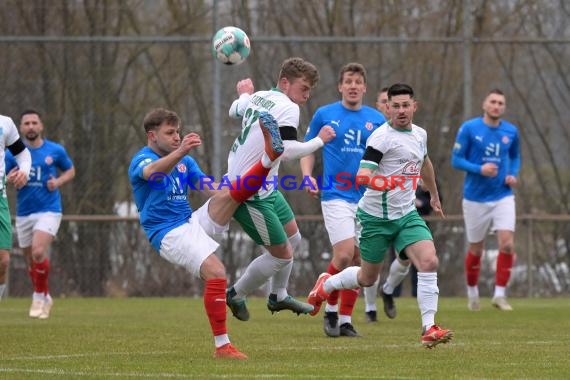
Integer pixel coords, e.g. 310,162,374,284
28,266,37,289
465,251,481,287
229,161,271,203
33,258,50,295
496,251,514,287
204,278,228,336
326,262,341,306
339,288,360,316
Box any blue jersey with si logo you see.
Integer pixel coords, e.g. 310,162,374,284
5,139,73,216
128,146,206,251
305,101,385,202
451,116,521,202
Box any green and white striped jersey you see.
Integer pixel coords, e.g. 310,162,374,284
358,122,428,219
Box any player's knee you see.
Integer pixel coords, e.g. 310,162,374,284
200,255,226,279
267,242,293,260
359,273,377,287
333,250,354,269
288,231,302,256
31,249,47,262
468,243,484,256
499,242,514,253
417,254,438,272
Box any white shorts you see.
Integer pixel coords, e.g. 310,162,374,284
322,199,358,246
193,198,230,239
16,212,62,248
159,200,229,278
462,195,516,243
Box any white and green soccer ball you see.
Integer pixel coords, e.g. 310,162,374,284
211,26,251,65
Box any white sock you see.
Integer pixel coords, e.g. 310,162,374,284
324,266,360,293
324,303,338,313
363,276,380,312
269,232,301,301
467,285,479,299
417,272,439,330
261,153,273,168
339,315,352,325
382,259,410,295
493,286,506,298
0,283,6,299
234,252,291,298
269,258,292,301
33,292,44,301
214,334,231,348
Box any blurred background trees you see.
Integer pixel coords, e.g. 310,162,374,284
1,0,568,296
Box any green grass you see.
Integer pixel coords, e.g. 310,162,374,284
1,297,569,379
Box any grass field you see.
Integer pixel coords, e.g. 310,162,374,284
1,297,569,379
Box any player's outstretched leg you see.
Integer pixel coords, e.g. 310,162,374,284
228,112,283,204
258,111,284,161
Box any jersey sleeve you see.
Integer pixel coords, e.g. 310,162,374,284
229,93,251,119
4,117,21,147
359,130,385,169
4,150,17,173
419,128,428,157
55,144,74,171
129,153,155,182
451,124,481,174
508,128,521,177
304,108,323,141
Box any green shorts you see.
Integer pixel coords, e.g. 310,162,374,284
0,186,12,250
356,208,432,264
233,191,295,246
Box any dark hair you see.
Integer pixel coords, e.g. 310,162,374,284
20,109,42,121
278,57,320,88
487,88,505,97
387,83,414,99
378,86,389,95
143,108,180,133
338,62,367,84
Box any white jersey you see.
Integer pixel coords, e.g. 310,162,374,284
227,89,299,199
358,122,428,219
0,115,21,179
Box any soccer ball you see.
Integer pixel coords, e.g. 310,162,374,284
211,26,251,65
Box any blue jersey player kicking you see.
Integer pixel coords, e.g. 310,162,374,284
451,89,521,312
128,108,283,360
